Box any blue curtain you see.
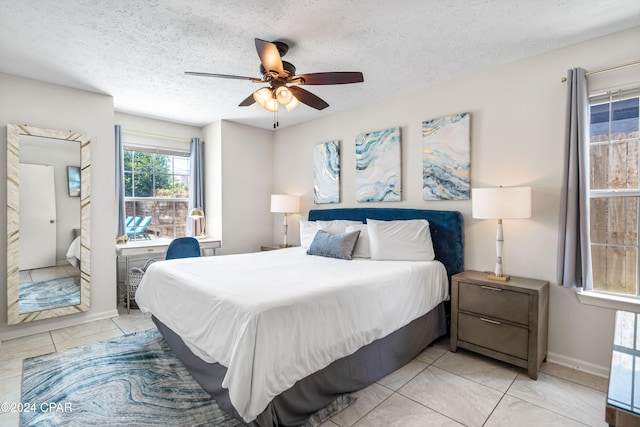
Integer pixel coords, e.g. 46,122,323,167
188,137,204,236
557,68,592,289
115,125,127,238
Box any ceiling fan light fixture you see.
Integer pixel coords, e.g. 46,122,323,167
254,87,279,112
264,97,279,112
276,86,293,105
253,87,272,108
284,95,300,112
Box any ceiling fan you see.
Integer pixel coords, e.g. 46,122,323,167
185,38,364,118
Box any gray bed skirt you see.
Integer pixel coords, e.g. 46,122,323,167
152,302,447,426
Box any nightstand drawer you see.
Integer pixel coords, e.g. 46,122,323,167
458,312,528,360
458,281,529,325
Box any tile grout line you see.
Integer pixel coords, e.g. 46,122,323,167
337,347,446,427
395,388,465,426
111,317,127,335
49,331,58,353
504,372,604,426
480,371,521,426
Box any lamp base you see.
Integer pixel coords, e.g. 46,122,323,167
487,274,510,282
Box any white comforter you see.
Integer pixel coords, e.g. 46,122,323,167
135,247,448,422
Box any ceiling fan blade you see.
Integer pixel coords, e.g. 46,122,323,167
255,38,284,77
296,72,364,85
288,86,329,110
185,71,261,81
239,92,256,107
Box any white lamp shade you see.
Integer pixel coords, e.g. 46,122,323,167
472,187,531,219
253,87,271,106
284,95,300,111
276,86,293,105
270,194,300,213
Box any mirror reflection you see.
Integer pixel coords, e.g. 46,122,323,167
18,136,81,314
7,124,91,324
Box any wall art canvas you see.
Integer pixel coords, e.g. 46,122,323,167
314,140,340,204
355,127,401,202
422,112,470,200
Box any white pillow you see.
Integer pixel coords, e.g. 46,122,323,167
317,220,364,235
345,224,370,258
299,220,319,248
366,219,435,261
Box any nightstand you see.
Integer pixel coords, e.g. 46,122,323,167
261,245,300,251
260,244,282,251
450,270,549,379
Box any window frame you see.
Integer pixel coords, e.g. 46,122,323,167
123,145,191,240
587,88,640,299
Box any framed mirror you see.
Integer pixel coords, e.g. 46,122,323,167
7,124,91,324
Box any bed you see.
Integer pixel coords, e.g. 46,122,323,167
135,208,464,426
66,235,81,267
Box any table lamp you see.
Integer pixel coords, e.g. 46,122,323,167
270,194,300,247
472,186,531,281
188,207,207,237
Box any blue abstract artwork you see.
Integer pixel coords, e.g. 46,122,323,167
355,127,401,202
422,113,470,200
314,140,340,204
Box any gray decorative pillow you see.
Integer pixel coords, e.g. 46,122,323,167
307,230,361,260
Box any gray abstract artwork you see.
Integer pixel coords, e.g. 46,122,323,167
422,112,470,200
355,127,401,202
314,140,340,204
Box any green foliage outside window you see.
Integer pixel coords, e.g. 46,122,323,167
124,151,188,198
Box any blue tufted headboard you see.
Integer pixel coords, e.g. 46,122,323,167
308,208,464,279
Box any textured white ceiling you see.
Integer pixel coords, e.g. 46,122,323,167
1,1,639,130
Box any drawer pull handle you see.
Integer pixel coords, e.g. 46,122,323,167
480,317,502,325
480,285,502,292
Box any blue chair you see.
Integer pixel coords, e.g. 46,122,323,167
125,216,135,227
166,237,201,260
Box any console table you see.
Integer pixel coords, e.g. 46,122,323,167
116,237,221,312
606,310,640,426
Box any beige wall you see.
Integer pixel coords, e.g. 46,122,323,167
0,73,116,340
271,27,640,375
204,120,274,255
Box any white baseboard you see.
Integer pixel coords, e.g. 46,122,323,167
0,309,119,343
546,351,610,379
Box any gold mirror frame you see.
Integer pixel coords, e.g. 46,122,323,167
7,124,91,324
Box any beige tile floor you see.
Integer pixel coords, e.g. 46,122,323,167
0,310,609,427
19,265,80,284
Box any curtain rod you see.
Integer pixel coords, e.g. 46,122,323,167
123,128,195,142
561,59,640,82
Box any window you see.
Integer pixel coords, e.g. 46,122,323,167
589,90,640,297
124,148,190,239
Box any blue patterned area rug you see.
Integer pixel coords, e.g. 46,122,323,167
19,276,80,313
21,328,355,426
